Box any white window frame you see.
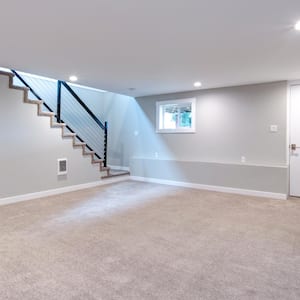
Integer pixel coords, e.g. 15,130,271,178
156,98,196,133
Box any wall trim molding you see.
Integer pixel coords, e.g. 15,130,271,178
130,176,287,200
130,157,288,169
0,176,129,206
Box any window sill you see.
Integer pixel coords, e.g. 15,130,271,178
156,129,196,134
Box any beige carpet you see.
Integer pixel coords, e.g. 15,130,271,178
0,180,300,300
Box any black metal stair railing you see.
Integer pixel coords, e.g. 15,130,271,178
11,69,108,167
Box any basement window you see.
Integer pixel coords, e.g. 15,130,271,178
156,98,196,133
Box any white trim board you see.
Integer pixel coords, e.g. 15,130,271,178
130,157,288,169
109,165,130,172
130,176,287,200
0,175,130,206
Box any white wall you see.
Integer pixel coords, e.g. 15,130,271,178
0,74,101,199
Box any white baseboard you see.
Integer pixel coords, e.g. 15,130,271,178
0,174,286,207
130,176,287,200
0,176,130,206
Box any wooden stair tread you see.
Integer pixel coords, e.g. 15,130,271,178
26,99,43,104
92,159,103,164
11,85,30,92
100,167,110,173
83,151,95,155
101,169,130,179
39,111,55,116
51,122,66,127
0,70,13,78
63,133,76,137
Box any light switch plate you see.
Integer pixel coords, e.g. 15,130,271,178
270,125,278,132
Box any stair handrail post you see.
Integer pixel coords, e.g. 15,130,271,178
104,121,108,167
57,80,62,123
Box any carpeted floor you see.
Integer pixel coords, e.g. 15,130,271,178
0,180,300,300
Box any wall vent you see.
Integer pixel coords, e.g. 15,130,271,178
57,158,68,175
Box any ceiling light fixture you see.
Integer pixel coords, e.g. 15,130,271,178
193,81,202,88
69,75,78,82
295,21,300,31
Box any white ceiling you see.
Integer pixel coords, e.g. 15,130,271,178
1,0,300,97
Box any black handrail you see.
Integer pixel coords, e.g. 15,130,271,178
60,81,106,130
11,69,105,163
104,121,108,167
57,80,62,123
11,69,53,113
58,81,108,166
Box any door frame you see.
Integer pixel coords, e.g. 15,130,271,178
288,80,300,197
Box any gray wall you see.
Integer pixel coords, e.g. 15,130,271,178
91,91,139,167
0,74,100,199
2,70,288,197
130,159,288,194
130,81,288,194
135,82,288,165
106,81,288,194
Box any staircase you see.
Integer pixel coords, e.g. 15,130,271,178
0,70,129,179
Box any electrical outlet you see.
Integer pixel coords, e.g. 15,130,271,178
269,125,278,133
241,156,246,163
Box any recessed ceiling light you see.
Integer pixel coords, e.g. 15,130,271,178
193,81,202,88
295,21,300,31
69,75,78,82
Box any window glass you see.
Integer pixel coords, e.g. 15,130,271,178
156,98,196,133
